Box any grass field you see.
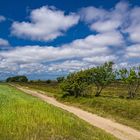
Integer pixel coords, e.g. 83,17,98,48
18,82,140,130
0,84,117,140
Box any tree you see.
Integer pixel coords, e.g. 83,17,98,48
6,76,28,82
60,62,115,97
46,79,51,84
119,67,140,98
60,71,90,97
18,76,28,82
57,76,65,83
88,62,115,97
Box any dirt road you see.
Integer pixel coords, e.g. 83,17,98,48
13,85,140,140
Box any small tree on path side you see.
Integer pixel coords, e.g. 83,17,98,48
88,62,115,97
119,67,140,98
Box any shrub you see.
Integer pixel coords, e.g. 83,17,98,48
60,71,90,97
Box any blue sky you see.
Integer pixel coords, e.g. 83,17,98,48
0,0,140,80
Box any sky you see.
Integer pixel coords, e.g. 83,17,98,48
0,0,140,80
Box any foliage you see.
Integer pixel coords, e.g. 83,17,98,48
60,62,115,97
118,67,140,98
6,75,28,82
57,76,65,83
46,79,51,84
60,71,90,97
87,62,115,96
61,62,115,97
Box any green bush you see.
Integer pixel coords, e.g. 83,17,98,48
60,62,115,97
60,71,90,97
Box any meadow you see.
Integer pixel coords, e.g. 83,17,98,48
0,84,117,140
18,82,140,130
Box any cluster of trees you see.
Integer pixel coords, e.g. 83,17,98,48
30,79,58,84
60,62,140,99
6,76,28,82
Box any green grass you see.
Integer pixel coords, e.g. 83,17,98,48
0,84,117,140
59,96,140,130
18,82,140,130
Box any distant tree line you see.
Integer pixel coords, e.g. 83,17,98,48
6,76,28,82
60,62,140,99
6,76,58,84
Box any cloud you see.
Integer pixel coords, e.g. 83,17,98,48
47,60,90,73
0,31,123,64
11,6,79,41
80,1,140,45
80,6,107,23
90,20,121,33
1,1,140,79
0,38,10,46
0,16,6,22
80,1,129,32
0,29,124,77
83,55,117,64
126,44,140,58
124,7,140,43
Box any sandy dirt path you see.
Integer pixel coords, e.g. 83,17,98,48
12,85,140,140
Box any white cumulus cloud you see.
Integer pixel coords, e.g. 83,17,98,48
0,38,10,46
1,1,140,79
80,1,129,33
0,31,123,64
0,16,6,22
126,44,140,58
11,6,79,41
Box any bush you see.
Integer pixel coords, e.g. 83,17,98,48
60,71,90,97
60,62,115,97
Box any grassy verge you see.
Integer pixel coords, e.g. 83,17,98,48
0,84,117,140
18,82,140,130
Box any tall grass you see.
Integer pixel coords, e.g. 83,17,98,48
0,84,117,140
18,82,140,130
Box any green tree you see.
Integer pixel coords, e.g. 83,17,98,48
60,71,90,97
46,79,51,84
88,62,115,97
57,76,65,83
119,67,140,98
6,76,28,82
